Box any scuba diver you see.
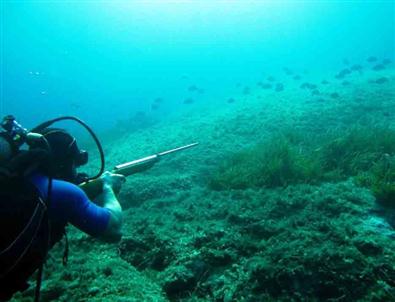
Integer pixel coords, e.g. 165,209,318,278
0,115,125,301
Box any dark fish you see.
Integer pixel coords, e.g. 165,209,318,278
283,67,293,75
341,80,351,86
135,111,146,118
335,73,345,79
330,92,340,99
275,83,284,92
154,97,163,103
321,80,329,85
311,89,320,95
261,83,272,89
188,85,198,92
197,88,205,94
183,98,194,104
300,82,317,90
367,56,377,63
70,102,80,110
340,68,351,76
151,103,159,110
350,64,363,71
372,64,385,71
375,77,389,84
267,76,275,82
243,86,251,95
257,81,263,87
382,58,392,65
227,98,235,103
316,98,326,103
293,75,301,81
342,58,349,65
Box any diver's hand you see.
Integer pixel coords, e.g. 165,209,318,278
101,171,126,193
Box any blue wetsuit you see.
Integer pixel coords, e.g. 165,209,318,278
29,174,110,237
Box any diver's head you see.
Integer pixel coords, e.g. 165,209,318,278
37,128,88,182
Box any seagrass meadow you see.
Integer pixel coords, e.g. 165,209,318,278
3,1,395,301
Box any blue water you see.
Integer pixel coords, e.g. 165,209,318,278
1,1,394,132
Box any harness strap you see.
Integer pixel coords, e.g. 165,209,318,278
0,197,47,277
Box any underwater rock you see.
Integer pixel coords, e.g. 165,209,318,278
329,92,340,99
183,98,194,104
353,239,383,256
162,265,198,298
374,77,389,84
293,75,301,81
372,64,385,71
367,56,377,62
275,83,284,92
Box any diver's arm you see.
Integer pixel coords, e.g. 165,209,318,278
98,172,125,242
100,183,123,242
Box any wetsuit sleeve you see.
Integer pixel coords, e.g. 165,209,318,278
31,175,111,237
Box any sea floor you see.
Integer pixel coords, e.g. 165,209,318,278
11,67,395,301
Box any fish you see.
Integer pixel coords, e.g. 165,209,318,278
154,97,163,103
372,64,385,71
135,111,146,118
329,92,340,99
367,56,377,63
183,98,194,104
311,89,320,95
188,85,198,92
275,83,284,92
197,88,205,94
341,80,351,86
300,82,317,90
350,64,363,71
261,83,272,89
342,58,350,65
267,76,275,82
151,103,159,110
382,58,392,65
243,87,251,95
374,77,389,84
321,80,329,85
283,67,293,75
293,75,301,81
227,98,235,103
